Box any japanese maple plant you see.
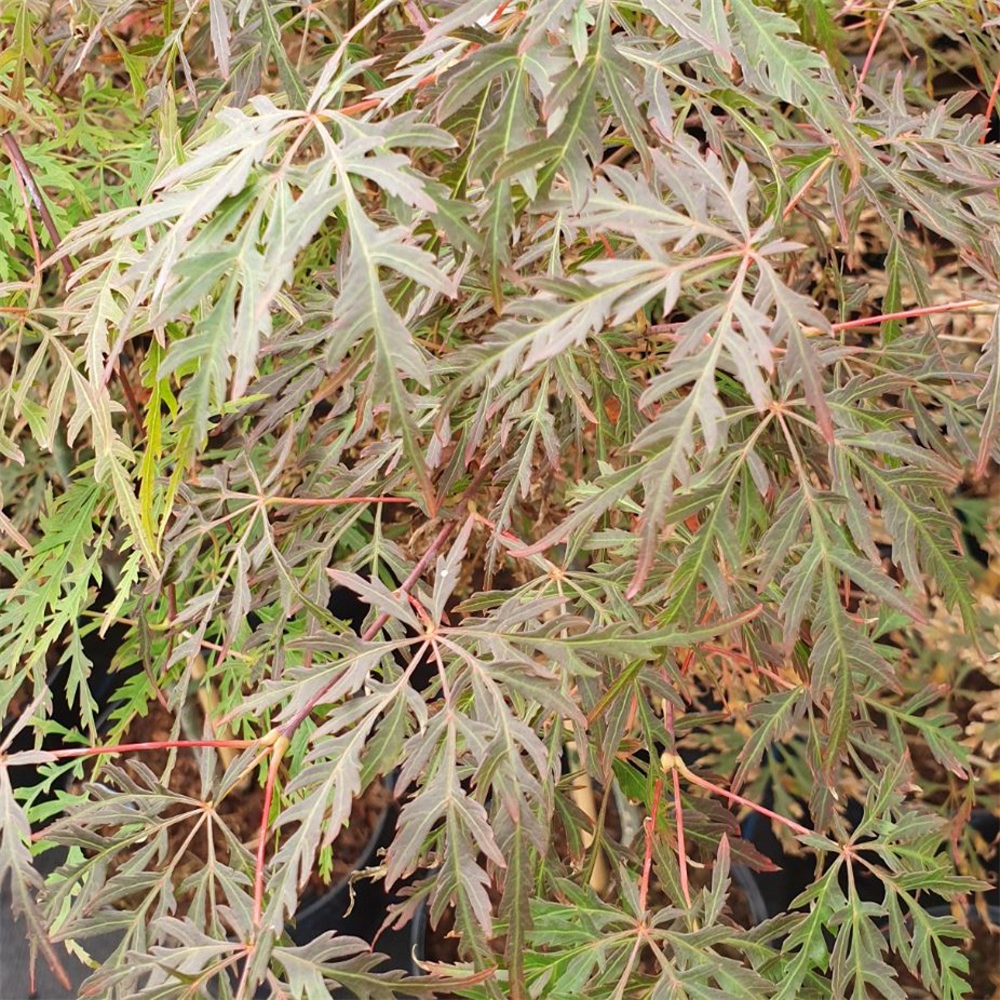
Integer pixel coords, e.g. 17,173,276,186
1,1,998,998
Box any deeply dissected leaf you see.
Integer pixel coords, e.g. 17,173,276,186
1,3,997,999
0,754,68,991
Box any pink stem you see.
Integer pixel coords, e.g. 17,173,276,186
268,496,411,507
683,768,811,838
664,705,692,908
672,766,692,908
830,298,984,332
0,131,72,278
252,747,284,926
639,778,662,913
52,738,256,760
984,65,1000,144
850,0,897,114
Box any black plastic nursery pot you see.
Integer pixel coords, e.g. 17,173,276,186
59,578,399,946
740,787,1000,993
953,808,1000,909
286,772,398,946
401,864,771,974
247,777,399,999
397,807,996,996
742,798,1000,920
391,736,779,973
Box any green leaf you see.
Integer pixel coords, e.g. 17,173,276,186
729,0,842,118
261,1,306,108
734,687,809,788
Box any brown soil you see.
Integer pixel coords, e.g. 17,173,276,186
79,699,389,912
5,681,31,721
420,881,515,967
423,906,465,966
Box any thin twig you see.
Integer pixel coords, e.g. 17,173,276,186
671,764,691,907
191,654,243,778
782,156,830,220
664,705,692,907
850,0,897,114
333,40,481,118
828,298,987,332
639,778,663,912
836,0,872,21
983,64,1000,144
491,1,513,23
0,130,72,278
7,150,42,271
78,612,257,665
114,359,145,435
252,736,289,925
561,593,610,894
403,0,430,32
265,495,412,507
362,520,456,644
233,944,255,1000
51,738,258,759
664,754,812,838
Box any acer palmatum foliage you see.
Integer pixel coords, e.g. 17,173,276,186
0,1,998,998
